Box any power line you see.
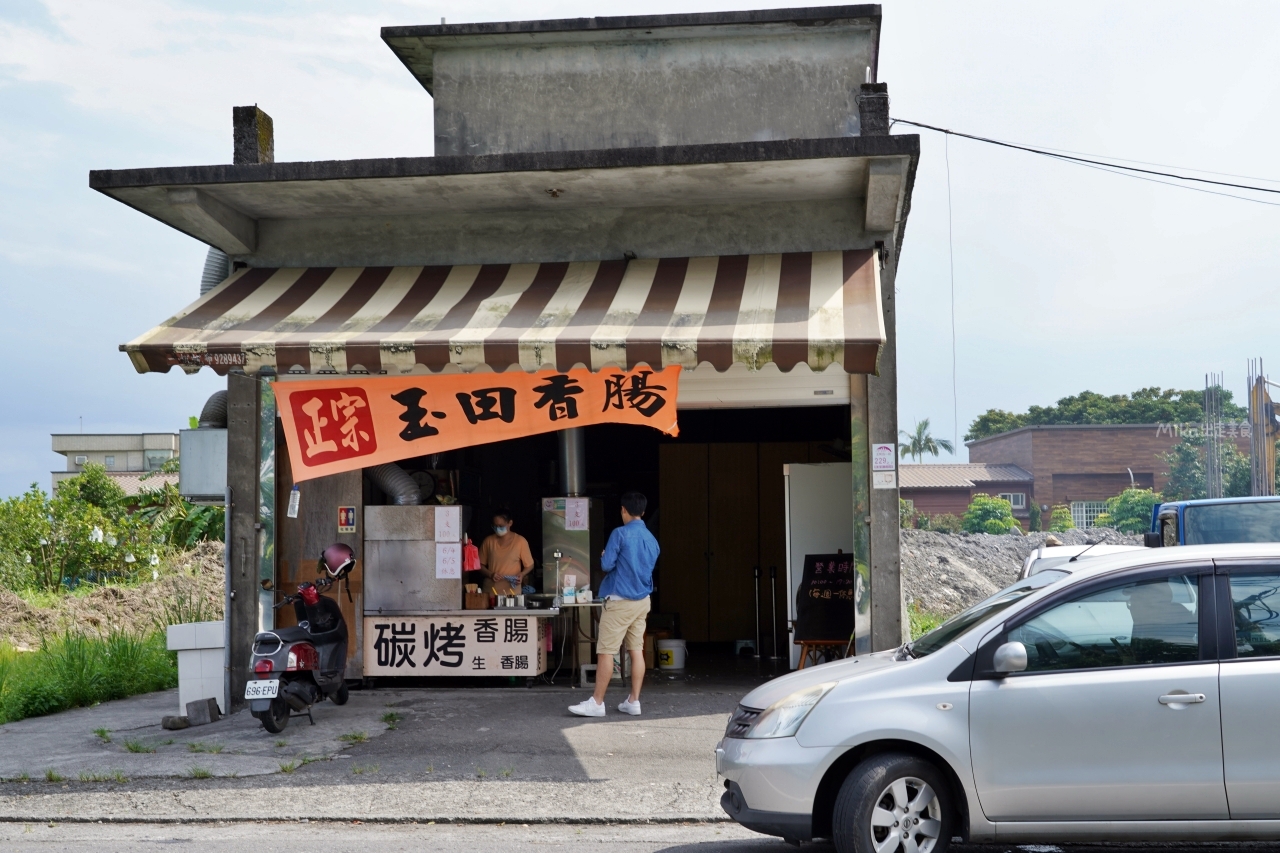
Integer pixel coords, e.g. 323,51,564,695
892,118,1280,198
945,133,958,453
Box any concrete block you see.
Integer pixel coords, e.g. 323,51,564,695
194,621,225,649
200,648,224,679
166,623,196,651
365,505,436,540
186,697,221,727
161,715,190,730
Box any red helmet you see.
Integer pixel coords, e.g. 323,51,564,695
320,543,356,579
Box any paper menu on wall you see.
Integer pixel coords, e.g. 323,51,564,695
564,498,589,531
435,505,460,541
436,542,462,579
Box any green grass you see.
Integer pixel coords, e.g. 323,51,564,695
187,766,212,779
77,770,127,783
43,770,63,783
187,742,223,754
14,772,29,782
92,728,111,743
299,755,322,766
279,761,298,774
123,740,155,754
476,768,487,778
338,731,368,745
380,712,402,730
352,764,379,775
274,740,287,749
0,632,176,725
908,607,947,640
500,767,513,778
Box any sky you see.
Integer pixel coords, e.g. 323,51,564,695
1,0,1278,497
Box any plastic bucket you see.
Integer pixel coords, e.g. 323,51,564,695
657,639,687,670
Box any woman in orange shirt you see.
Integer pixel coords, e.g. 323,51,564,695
479,509,534,595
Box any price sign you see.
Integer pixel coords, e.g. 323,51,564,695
565,498,589,531
435,505,460,542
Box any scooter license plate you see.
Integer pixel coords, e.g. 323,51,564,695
245,679,280,700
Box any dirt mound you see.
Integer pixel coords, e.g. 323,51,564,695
901,527,1142,616
0,541,225,649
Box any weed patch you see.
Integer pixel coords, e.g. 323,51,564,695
187,742,223,754
352,764,379,775
123,740,155,754
43,770,63,783
92,728,111,743
380,711,402,729
279,761,298,774
187,766,212,779
338,731,368,745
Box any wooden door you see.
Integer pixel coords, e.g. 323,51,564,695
657,444,709,642
708,443,759,642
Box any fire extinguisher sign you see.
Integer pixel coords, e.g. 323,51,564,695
337,506,357,533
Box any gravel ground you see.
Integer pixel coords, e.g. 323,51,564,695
901,527,1143,616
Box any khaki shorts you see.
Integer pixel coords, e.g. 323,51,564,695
596,596,651,656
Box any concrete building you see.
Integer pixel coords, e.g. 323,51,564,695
94,5,918,704
51,433,179,494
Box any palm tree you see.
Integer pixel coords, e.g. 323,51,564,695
898,419,955,462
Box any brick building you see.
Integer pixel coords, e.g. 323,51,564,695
951,424,1249,528
899,463,1033,522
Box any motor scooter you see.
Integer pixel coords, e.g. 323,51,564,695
247,544,354,733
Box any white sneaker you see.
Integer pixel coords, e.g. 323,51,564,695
568,697,606,717
617,697,642,716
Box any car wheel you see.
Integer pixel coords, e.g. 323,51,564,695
832,753,952,853
258,698,291,734
332,681,349,706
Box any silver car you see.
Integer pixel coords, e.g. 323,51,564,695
717,543,1280,851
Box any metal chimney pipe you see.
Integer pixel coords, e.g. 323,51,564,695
558,428,585,496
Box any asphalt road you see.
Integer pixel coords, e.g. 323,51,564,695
0,822,1269,853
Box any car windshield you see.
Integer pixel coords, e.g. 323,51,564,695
1184,501,1280,545
909,570,1068,658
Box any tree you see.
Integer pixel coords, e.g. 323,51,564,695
1096,488,1162,534
1049,505,1075,532
1161,434,1252,501
962,494,1021,535
898,419,954,462
966,386,1248,441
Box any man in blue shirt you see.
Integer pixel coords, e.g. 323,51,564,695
569,491,660,718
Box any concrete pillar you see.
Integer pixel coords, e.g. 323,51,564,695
857,83,890,137
225,372,261,712
233,106,274,165
868,248,903,650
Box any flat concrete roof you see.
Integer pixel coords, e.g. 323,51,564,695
89,135,918,251
383,5,881,94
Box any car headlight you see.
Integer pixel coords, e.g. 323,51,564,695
743,682,837,739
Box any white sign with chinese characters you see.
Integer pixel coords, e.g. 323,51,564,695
434,505,460,541
871,443,897,472
564,497,589,531
435,542,462,579
873,471,897,490
363,615,548,677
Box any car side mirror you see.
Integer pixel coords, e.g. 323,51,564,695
1143,532,1162,548
992,641,1028,674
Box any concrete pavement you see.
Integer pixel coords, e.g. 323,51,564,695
0,659,783,824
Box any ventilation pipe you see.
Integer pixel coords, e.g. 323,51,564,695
201,248,231,296
558,428,585,496
366,462,423,505
197,390,228,429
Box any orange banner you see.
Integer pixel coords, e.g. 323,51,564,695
275,366,681,482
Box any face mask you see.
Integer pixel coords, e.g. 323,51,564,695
493,526,508,536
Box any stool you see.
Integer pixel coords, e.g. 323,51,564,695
795,640,848,669
733,639,757,656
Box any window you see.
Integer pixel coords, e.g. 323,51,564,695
910,570,1068,658
1185,502,1280,545
1071,500,1108,528
1008,574,1200,672
998,492,1026,509
144,450,173,471
104,455,115,470
1229,573,1280,658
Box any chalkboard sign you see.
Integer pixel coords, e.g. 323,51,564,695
795,553,856,642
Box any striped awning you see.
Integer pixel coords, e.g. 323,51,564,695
123,251,884,376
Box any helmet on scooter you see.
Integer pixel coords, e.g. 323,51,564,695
319,542,356,579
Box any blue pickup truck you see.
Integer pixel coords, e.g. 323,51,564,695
1145,495,1280,547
